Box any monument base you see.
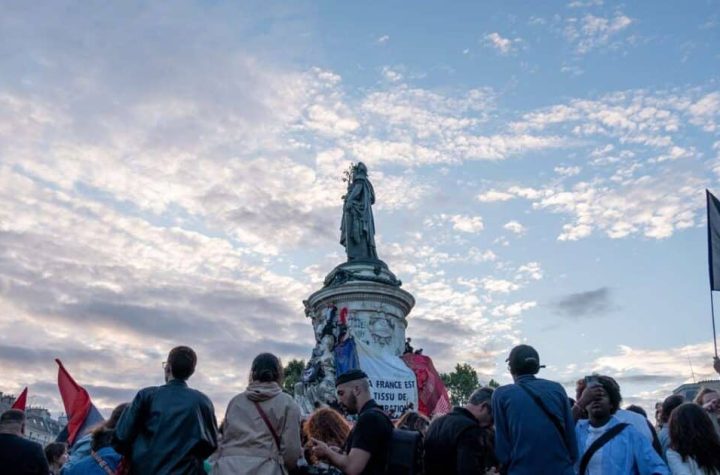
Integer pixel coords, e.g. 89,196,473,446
295,260,417,414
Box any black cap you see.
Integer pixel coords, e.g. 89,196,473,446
335,369,368,387
506,344,545,375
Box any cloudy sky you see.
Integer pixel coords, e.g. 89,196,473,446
1,0,719,417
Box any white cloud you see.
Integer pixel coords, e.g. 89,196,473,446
564,13,633,54
555,165,581,177
567,0,603,7
577,342,717,409
381,66,403,83
468,248,498,262
483,32,521,55
503,220,527,235
516,262,543,280
481,278,520,294
427,214,485,233
377,35,390,44
449,215,485,233
477,190,515,202
532,175,705,241
491,301,537,318
687,92,720,132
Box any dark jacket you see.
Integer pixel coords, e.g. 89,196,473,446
0,433,50,475
424,407,495,475
113,379,219,475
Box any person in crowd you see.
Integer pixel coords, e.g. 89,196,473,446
396,410,430,437
575,376,661,455
693,388,720,436
213,352,303,475
667,403,720,474
300,407,350,475
44,443,68,475
113,345,218,474
626,405,648,418
655,402,664,431
310,369,393,475
492,345,577,474
424,386,496,474
576,378,655,440
575,375,668,474
658,395,684,458
63,403,129,475
0,409,50,475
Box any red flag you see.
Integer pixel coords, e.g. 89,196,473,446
401,353,452,417
56,359,92,445
11,387,28,411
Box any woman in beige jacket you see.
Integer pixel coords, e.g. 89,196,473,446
213,353,303,475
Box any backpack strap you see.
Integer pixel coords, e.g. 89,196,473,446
516,383,570,454
253,401,282,451
91,451,116,475
578,423,629,475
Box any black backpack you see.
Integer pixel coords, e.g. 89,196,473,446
385,427,424,475
372,408,424,475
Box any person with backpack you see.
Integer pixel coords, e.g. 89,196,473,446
492,344,578,475
424,386,497,475
213,353,303,475
574,375,668,475
310,369,393,475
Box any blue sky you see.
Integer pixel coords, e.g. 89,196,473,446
0,0,719,415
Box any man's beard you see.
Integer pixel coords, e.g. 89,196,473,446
344,393,359,415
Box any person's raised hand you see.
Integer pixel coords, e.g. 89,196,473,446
578,385,604,409
310,438,330,459
713,356,720,375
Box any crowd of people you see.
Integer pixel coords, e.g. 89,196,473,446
2,345,720,475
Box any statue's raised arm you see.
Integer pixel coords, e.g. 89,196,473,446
340,162,378,261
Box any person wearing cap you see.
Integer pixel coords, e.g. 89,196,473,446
492,344,578,475
310,369,393,475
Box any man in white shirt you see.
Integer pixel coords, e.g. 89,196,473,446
574,376,668,475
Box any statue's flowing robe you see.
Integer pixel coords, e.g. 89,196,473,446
340,176,377,260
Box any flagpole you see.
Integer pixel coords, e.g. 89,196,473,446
711,289,718,358
710,190,719,358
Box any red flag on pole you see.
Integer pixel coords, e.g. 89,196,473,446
11,387,28,411
401,353,452,417
56,359,92,445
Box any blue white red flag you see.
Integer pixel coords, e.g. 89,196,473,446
55,359,104,446
334,337,360,375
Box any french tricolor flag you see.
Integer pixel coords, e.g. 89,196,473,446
55,359,104,446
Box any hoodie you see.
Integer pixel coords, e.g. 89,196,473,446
212,382,303,475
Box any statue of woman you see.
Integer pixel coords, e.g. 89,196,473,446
340,162,378,261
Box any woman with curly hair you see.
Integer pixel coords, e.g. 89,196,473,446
300,408,350,475
667,403,720,474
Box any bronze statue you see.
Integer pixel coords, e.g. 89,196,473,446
340,162,378,261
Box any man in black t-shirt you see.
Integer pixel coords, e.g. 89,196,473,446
311,369,393,475
0,409,50,475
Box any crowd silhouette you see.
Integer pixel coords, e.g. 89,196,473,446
2,345,720,475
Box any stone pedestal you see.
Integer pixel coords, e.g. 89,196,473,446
295,260,417,414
